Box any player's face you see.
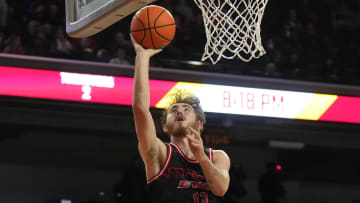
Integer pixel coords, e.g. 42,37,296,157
164,103,197,137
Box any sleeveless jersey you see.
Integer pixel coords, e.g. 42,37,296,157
147,143,224,203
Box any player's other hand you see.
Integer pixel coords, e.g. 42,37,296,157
130,34,162,58
186,123,206,162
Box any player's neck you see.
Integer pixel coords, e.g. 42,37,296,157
170,136,195,159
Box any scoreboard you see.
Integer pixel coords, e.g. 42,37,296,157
0,61,359,124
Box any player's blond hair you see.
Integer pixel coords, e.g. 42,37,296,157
160,90,206,125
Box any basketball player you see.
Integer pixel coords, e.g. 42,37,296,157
131,35,230,203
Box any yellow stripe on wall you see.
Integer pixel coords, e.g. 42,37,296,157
155,82,203,108
296,94,337,120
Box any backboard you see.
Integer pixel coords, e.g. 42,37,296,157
65,0,157,38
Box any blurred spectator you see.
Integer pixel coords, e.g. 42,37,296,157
44,3,62,29
74,37,98,61
27,0,47,22
303,22,320,43
258,162,285,203
307,12,322,32
322,56,342,83
109,48,130,65
52,27,73,58
282,22,298,41
264,62,281,78
262,39,282,64
0,0,8,27
27,19,41,37
301,22,323,65
30,25,50,56
280,22,301,52
283,52,305,80
2,34,25,55
109,32,131,53
286,9,299,30
96,49,111,62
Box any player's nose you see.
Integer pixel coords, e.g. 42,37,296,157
178,106,186,113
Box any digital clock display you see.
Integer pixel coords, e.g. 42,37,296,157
0,66,359,124
195,84,310,119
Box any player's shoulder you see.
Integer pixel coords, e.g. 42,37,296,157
213,149,230,162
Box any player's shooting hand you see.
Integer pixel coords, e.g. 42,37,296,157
130,34,162,58
186,123,206,162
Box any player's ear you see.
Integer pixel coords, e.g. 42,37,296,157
196,121,204,132
163,124,169,133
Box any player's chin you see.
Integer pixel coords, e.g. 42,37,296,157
171,127,186,137
174,122,188,128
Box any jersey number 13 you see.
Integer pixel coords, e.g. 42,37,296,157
193,192,208,203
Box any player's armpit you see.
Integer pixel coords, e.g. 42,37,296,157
138,141,168,181
140,142,167,181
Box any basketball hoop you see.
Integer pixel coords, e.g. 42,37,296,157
65,0,268,64
193,0,269,64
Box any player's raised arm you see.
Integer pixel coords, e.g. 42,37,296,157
131,35,167,179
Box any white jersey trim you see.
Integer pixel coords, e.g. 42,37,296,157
209,148,213,163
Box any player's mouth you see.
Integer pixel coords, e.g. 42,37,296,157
175,116,185,122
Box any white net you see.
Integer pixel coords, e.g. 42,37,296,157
193,0,269,64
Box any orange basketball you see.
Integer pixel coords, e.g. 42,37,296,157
130,5,176,49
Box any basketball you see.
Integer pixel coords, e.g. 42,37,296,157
130,5,176,49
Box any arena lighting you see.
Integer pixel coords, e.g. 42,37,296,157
0,65,360,124
269,140,305,150
187,61,204,66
